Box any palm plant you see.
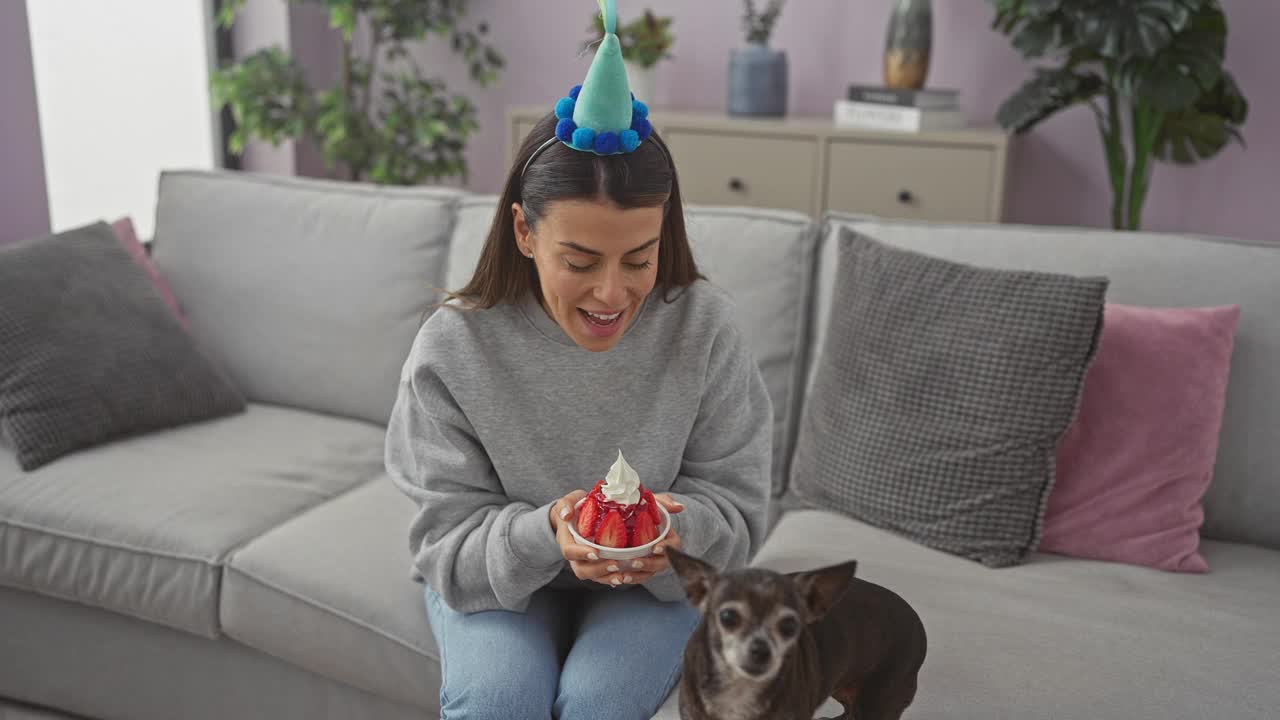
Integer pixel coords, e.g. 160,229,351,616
990,0,1248,230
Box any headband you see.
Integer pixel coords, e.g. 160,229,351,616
521,0,655,178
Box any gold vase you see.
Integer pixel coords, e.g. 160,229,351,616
883,0,932,89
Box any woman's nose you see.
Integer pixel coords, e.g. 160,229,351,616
594,265,628,307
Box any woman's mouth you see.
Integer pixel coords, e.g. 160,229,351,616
578,307,625,338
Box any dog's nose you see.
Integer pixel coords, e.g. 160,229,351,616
748,638,771,664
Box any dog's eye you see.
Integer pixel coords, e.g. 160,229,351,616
718,608,741,630
777,616,800,638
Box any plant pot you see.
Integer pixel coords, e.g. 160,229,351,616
624,60,657,105
728,44,788,117
884,0,932,89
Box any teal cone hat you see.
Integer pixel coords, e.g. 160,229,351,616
551,0,652,155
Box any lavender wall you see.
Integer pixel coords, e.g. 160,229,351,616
0,0,50,245
406,0,1276,242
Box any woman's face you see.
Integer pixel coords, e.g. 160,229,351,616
514,198,663,352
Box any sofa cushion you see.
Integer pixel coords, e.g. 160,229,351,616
446,198,819,497
0,221,246,471
150,170,462,427
1042,303,1242,573
0,584,426,720
444,195,500,293
791,227,1107,568
222,478,438,712
814,214,1280,551
757,507,1280,719
0,405,385,638
684,206,819,497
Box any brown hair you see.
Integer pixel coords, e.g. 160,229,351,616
448,111,704,309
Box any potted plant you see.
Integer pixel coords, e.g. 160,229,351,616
210,0,503,186
587,8,674,104
990,0,1248,230
729,0,788,117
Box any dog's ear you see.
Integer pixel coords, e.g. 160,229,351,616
666,548,717,613
788,560,857,623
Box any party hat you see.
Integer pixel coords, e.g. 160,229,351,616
550,0,652,156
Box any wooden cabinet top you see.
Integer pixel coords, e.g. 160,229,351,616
507,105,1011,150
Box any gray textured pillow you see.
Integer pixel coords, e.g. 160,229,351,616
0,221,246,471
789,227,1108,567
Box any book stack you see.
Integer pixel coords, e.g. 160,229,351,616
833,85,966,133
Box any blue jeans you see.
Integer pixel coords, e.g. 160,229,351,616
425,585,700,720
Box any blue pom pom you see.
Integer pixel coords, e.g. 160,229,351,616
556,118,577,143
631,117,652,140
555,97,576,120
571,127,596,150
632,100,649,119
631,91,635,101
569,84,582,100
594,131,620,155
619,129,641,153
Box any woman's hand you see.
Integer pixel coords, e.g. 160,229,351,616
549,490,685,588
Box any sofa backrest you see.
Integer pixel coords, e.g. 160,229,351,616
445,197,819,497
151,170,462,427
809,213,1280,551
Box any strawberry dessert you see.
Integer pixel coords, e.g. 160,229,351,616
576,450,663,549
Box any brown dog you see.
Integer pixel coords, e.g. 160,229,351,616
667,549,926,720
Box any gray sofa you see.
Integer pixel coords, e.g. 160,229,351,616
2,169,1277,720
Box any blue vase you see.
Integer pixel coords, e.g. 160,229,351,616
728,43,788,117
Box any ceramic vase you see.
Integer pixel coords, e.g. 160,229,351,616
728,43,788,117
884,0,932,89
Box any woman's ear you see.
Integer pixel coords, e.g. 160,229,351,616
512,203,532,257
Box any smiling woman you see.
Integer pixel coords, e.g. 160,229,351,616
384,5,775,717
515,198,663,348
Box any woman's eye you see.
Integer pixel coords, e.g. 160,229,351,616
625,260,653,271
563,259,596,273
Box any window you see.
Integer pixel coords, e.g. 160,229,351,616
27,0,220,240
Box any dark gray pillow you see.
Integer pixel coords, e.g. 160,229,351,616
789,227,1108,567
0,221,246,471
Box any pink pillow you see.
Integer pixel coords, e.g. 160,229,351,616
110,217,187,328
1040,303,1241,573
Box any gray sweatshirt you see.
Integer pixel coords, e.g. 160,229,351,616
384,280,773,613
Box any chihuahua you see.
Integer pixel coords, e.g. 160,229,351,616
667,549,926,720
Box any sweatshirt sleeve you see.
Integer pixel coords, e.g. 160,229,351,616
384,337,566,614
645,321,774,603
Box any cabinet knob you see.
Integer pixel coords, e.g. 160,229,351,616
728,177,746,193
897,189,915,205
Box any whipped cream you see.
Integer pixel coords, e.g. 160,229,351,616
601,449,641,506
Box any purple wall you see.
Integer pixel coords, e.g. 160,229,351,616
412,0,1276,242
0,0,50,245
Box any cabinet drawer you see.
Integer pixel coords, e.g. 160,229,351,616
826,140,995,222
663,130,817,215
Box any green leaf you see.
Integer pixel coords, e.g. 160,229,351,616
1120,3,1225,111
995,66,1104,132
1075,0,1196,59
215,0,245,29
1154,71,1248,164
329,4,357,40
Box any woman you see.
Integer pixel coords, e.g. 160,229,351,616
385,8,772,716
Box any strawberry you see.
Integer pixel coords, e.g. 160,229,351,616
589,479,605,497
640,487,662,525
596,510,627,548
631,509,659,547
576,495,602,539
